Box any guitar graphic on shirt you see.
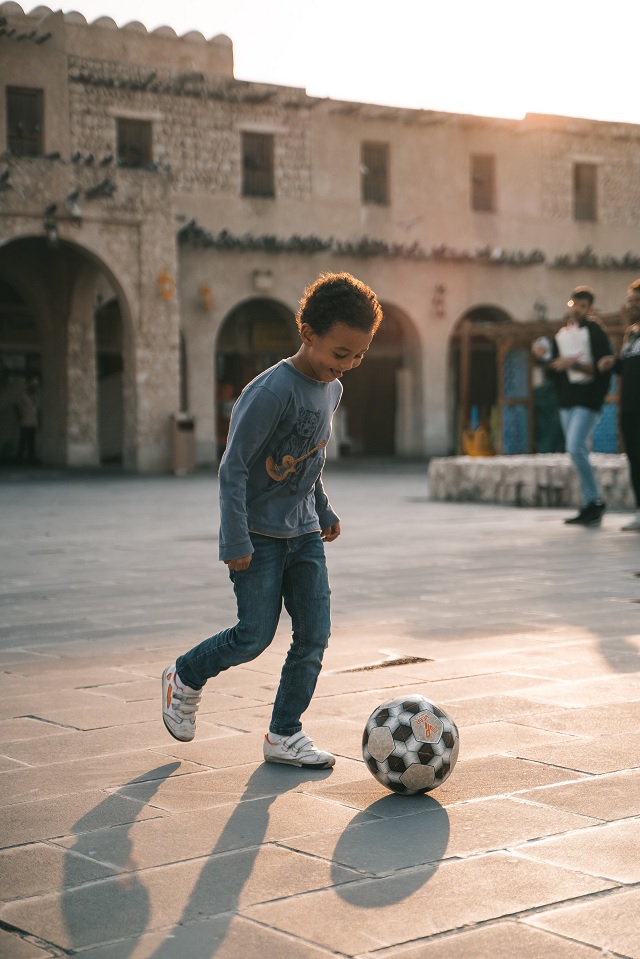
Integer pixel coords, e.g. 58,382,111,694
266,440,326,482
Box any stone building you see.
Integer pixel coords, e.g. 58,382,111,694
1,1,639,470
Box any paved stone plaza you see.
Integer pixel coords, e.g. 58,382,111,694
1,463,639,958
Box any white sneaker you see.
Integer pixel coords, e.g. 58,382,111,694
263,731,335,768
622,514,640,531
162,665,202,742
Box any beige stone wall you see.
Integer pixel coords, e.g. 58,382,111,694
2,1,640,469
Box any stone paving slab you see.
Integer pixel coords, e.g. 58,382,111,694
520,768,640,821
1,466,639,958
52,791,377,871
387,920,607,958
243,853,614,954
69,916,335,959
279,795,599,873
511,818,640,883
1,845,361,951
524,888,640,958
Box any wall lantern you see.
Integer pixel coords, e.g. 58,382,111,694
157,269,175,300
44,216,59,247
432,283,446,317
253,269,273,292
198,284,214,311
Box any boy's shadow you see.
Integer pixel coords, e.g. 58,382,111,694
144,761,334,958
63,762,181,953
63,764,449,956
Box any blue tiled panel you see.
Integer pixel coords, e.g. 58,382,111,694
593,401,619,453
504,348,528,399
503,404,529,454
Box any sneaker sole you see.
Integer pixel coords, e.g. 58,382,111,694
264,755,334,769
162,715,195,743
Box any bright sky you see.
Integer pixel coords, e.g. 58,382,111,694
30,0,640,124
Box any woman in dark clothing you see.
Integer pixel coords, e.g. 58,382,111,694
599,279,640,530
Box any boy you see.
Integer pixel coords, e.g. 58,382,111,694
162,272,383,768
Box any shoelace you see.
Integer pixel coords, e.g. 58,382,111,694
172,686,202,718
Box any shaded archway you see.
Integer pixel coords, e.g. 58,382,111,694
0,235,135,468
340,303,421,457
449,305,512,454
215,297,298,456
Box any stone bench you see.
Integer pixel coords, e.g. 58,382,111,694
427,453,634,509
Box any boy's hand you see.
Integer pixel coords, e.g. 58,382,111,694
225,554,252,572
321,522,341,543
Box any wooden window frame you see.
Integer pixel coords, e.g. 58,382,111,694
361,141,390,205
573,162,597,222
116,117,153,168
242,131,275,198
6,87,44,157
471,153,496,212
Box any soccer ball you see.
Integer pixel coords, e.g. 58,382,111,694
362,694,459,795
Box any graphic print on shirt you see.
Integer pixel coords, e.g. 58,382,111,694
264,408,325,493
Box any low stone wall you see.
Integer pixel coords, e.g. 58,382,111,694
427,453,634,509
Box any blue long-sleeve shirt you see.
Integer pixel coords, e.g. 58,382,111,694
218,359,342,561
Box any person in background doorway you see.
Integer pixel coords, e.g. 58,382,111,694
533,287,612,526
598,279,640,531
14,377,40,465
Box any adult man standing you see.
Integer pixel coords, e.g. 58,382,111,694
534,287,612,526
598,279,640,530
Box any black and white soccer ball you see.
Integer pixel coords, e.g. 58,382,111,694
362,694,459,795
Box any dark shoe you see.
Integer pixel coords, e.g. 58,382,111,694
564,501,606,527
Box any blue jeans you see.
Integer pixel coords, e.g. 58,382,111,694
559,406,602,505
176,532,331,737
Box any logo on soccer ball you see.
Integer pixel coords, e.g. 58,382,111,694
410,710,443,743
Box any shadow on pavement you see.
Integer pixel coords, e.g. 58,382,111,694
332,794,450,907
62,762,181,953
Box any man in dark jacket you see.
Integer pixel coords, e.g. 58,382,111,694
534,287,612,526
598,279,640,530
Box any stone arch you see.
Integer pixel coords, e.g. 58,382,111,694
214,296,298,457
0,234,136,467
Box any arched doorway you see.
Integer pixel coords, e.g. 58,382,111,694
215,298,298,456
0,236,133,468
0,279,41,463
339,304,419,457
450,305,512,454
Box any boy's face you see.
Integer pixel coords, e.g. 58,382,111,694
297,322,373,383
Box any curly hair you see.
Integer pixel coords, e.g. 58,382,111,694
296,272,383,336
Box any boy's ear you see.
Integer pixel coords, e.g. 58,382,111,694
299,322,315,346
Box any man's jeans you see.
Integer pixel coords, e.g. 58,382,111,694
560,406,601,505
176,531,331,737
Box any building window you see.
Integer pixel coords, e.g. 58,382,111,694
573,162,597,221
242,132,275,198
361,142,389,205
6,87,44,156
471,154,496,212
116,118,152,168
